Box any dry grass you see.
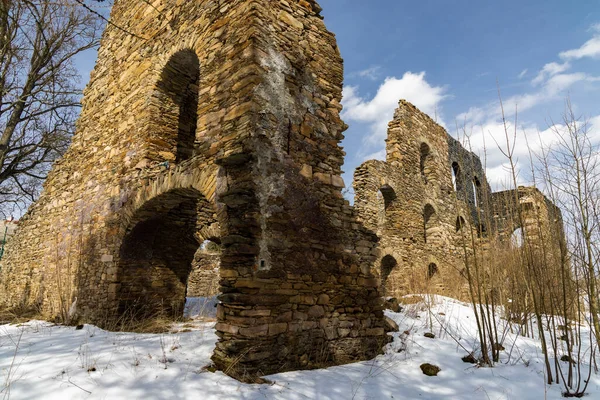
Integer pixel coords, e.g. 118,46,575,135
0,305,44,326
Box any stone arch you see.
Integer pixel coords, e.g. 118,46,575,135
419,142,434,184
380,254,398,295
120,164,219,230
456,215,466,232
511,227,524,248
379,184,396,210
423,203,437,243
477,221,487,238
427,262,439,279
376,183,397,230
114,165,222,318
148,49,200,163
472,176,482,207
116,187,208,317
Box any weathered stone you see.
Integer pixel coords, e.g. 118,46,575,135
384,316,399,332
239,324,269,337
240,309,271,317
317,293,330,305
308,305,325,318
215,323,239,335
268,323,288,336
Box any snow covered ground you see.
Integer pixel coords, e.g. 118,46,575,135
2,296,599,399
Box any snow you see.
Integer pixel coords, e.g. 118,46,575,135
183,297,218,319
2,296,599,399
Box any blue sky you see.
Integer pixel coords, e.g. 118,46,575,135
76,0,600,191
316,0,600,190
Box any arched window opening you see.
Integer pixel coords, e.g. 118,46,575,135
154,49,200,163
472,177,481,207
381,255,398,294
456,216,466,232
451,162,462,192
199,238,221,253
428,263,438,279
423,204,436,243
420,143,433,184
511,227,524,248
379,184,396,210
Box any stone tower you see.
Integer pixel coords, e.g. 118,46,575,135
0,0,389,378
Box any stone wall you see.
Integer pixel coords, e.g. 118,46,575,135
353,100,566,302
0,0,389,380
187,251,220,298
354,101,480,300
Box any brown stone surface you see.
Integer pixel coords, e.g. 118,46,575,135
186,250,220,298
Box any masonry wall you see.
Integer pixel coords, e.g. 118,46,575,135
353,101,566,304
0,0,389,380
187,251,220,298
354,101,481,300
211,0,389,376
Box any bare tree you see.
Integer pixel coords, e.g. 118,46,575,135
0,0,101,216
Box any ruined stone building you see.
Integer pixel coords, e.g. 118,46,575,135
0,0,565,380
0,0,390,378
353,100,566,302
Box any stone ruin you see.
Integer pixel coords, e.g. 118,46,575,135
0,0,565,380
353,101,566,301
0,0,389,378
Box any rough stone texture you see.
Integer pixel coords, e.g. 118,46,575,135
353,100,565,301
186,250,220,298
0,0,389,379
353,101,481,299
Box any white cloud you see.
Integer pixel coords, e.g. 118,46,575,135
457,24,600,190
546,72,596,93
559,25,600,60
518,69,528,79
531,62,571,85
342,72,447,150
356,66,382,81
460,25,600,124
457,106,600,190
459,120,566,189
459,72,597,127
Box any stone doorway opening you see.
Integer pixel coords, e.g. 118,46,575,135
184,238,221,319
116,187,218,321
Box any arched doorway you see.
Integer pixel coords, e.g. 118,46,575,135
427,263,438,279
451,161,462,192
456,215,466,232
116,188,217,319
511,227,524,248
